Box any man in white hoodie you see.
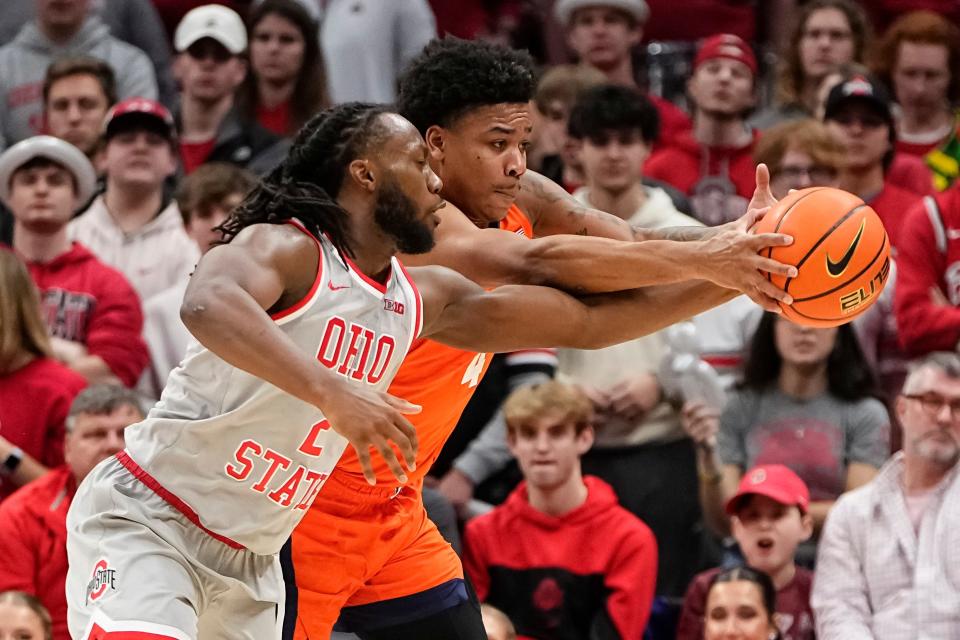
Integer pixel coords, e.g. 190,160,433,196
0,0,156,149
69,98,198,304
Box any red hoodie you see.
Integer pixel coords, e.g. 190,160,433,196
25,243,148,387
894,186,960,355
0,466,75,640
644,129,759,200
463,476,657,640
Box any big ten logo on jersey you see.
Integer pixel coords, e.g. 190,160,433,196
317,316,397,384
462,353,486,388
224,420,333,511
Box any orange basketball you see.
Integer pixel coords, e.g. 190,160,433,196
753,186,891,328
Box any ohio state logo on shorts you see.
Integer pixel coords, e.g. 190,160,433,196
85,559,117,604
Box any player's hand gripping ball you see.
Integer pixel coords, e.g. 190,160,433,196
753,187,890,328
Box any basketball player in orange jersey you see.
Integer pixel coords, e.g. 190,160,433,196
290,40,792,639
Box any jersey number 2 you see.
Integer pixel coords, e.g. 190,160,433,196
461,353,486,388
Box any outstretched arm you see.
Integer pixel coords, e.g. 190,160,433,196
415,264,769,354
181,224,417,483
405,166,794,310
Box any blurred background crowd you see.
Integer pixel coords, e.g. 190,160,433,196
1,0,959,639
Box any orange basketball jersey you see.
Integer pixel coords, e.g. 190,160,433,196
335,204,534,484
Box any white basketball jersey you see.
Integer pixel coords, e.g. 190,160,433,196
121,223,422,555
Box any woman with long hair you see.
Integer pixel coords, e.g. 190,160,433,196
236,0,327,137
704,567,782,640
0,250,86,502
682,313,890,536
751,0,872,130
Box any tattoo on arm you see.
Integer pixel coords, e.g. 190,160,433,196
632,224,713,242
524,172,631,236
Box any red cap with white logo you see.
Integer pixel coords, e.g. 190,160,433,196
725,464,810,515
103,97,176,141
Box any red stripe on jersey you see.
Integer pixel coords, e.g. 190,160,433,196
270,220,324,321
395,260,423,339
115,451,246,550
87,624,182,639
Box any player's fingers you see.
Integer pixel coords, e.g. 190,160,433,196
740,206,769,230
373,437,409,484
386,421,418,472
354,445,377,485
384,393,422,415
750,232,794,248
754,257,798,278
387,414,418,470
744,287,782,313
755,277,793,305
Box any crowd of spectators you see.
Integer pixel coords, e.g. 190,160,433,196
1,1,960,639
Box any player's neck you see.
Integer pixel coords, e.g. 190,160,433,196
13,223,72,264
337,193,395,282
694,112,751,147
778,363,828,400
526,471,588,517
585,180,646,221
839,164,885,200
180,93,234,142
103,183,165,233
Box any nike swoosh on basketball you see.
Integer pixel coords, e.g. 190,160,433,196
328,282,350,291
826,220,865,277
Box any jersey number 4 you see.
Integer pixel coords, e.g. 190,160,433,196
461,353,486,388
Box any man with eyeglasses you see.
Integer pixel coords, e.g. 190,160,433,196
812,351,960,640
822,73,920,250
172,5,288,176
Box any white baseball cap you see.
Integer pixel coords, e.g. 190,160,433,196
174,4,248,54
0,136,97,205
554,0,650,26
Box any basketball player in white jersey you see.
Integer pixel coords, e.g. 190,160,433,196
65,102,791,640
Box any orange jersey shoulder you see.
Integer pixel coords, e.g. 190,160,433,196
337,204,534,483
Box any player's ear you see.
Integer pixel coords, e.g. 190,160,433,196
347,158,376,192
424,125,446,161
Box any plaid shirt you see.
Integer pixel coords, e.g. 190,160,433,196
812,453,960,639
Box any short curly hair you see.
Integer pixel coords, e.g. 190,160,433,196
397,38,536,135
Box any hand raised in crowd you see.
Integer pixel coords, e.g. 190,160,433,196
680,401,720,449
606,374,662,422
437,468,475,510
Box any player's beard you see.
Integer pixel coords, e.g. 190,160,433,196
373,178,436,255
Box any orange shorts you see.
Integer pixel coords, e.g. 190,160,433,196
291,468,463,639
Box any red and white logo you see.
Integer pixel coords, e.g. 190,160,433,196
85,559,117,604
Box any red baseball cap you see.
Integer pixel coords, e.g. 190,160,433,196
694,34,757,76
725,464,810,515
103,97,176,141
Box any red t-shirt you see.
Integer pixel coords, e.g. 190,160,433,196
257,101,292,137
677,566,815,640
0,359,86,501
868,182,922,250
888,152,935,196
180,138,217,175
25,243,148,387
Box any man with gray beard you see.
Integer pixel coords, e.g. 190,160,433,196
813,352,960,640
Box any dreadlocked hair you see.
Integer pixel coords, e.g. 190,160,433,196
217,102,391,257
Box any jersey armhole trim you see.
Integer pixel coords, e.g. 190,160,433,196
270,220,326,323
395,259,423,345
